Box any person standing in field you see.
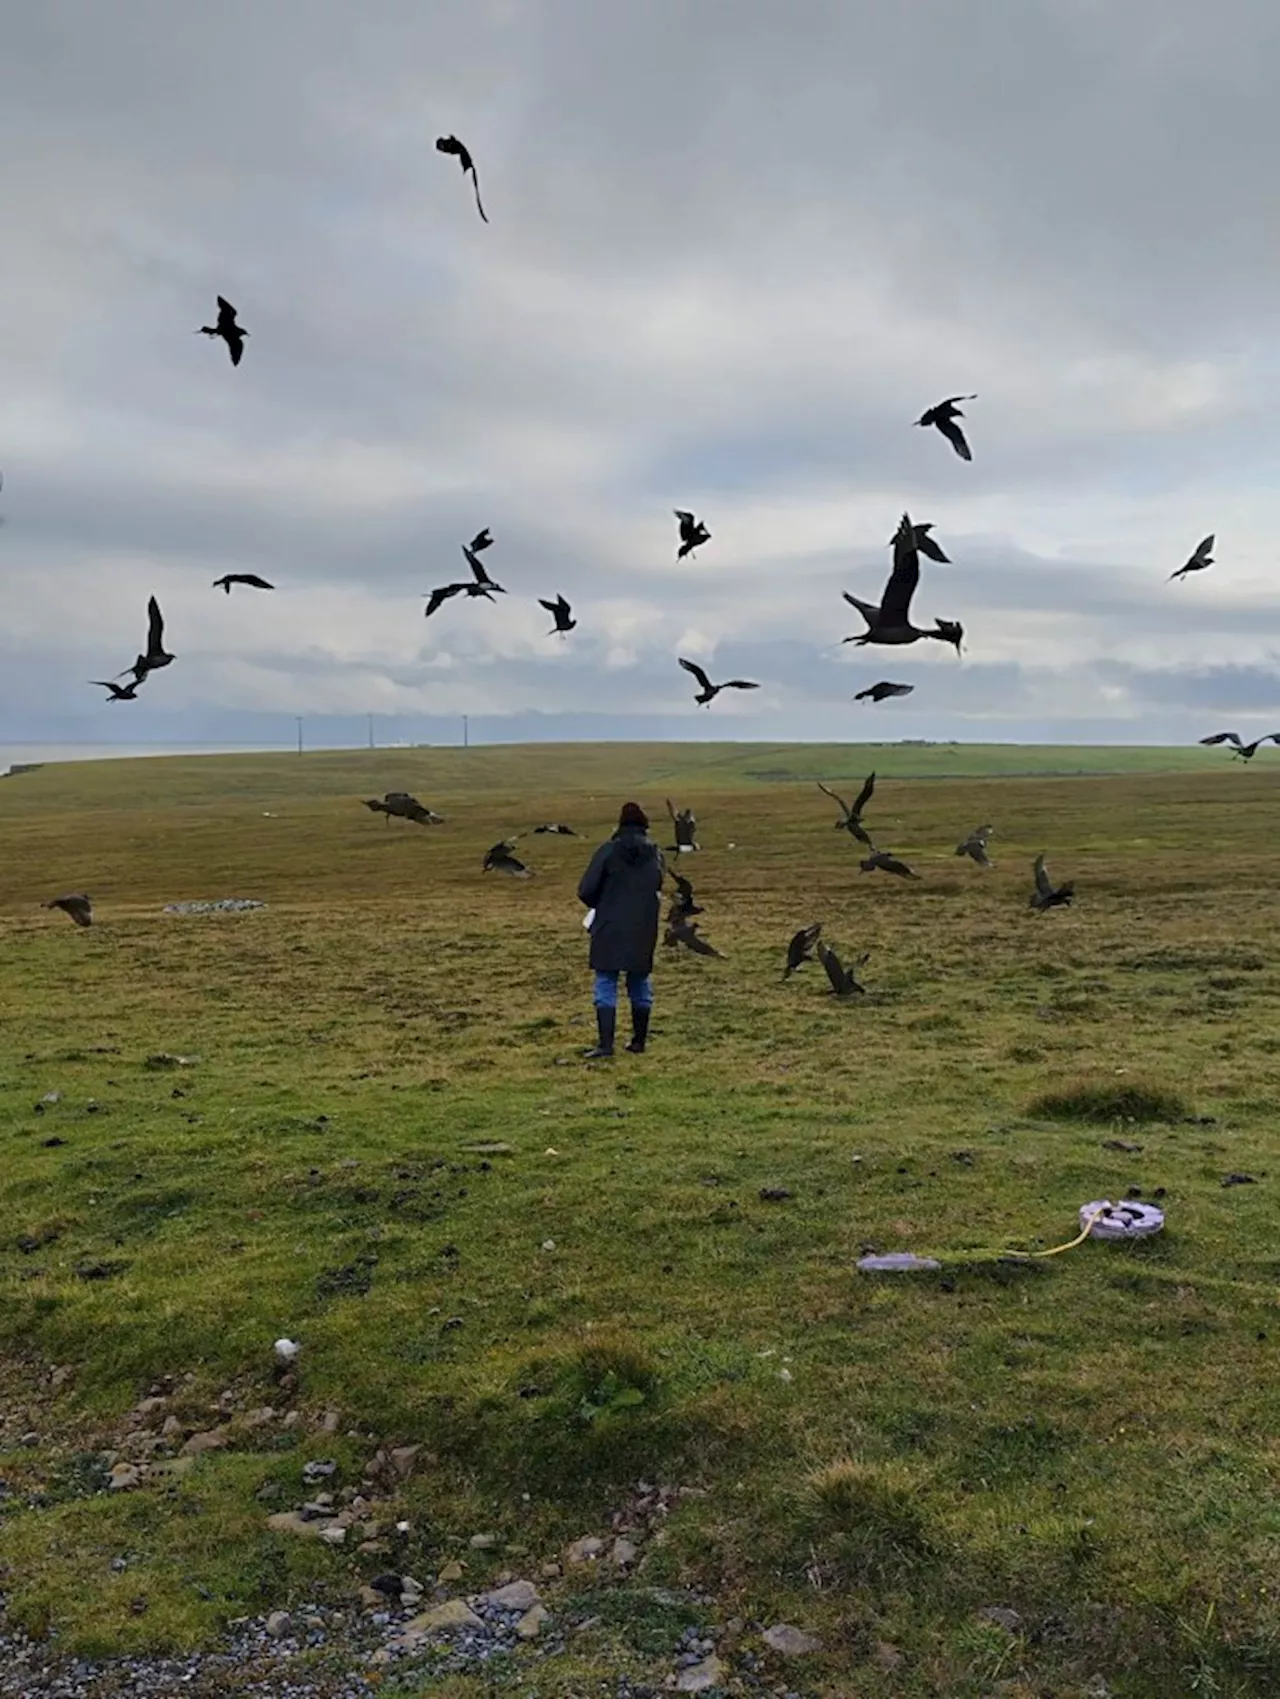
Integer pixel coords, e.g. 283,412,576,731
577,802,665,1058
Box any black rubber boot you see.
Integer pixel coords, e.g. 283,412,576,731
625,1005,651,1054
583,1004,616,1059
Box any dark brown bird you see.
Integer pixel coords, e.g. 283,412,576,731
1170,535,1214,582
539,594,576,635
213,573,274,593
784,922,822,979
915,394,977,460
678,657,759,707
198,296,248,366
425,580,494,617
463,543,505,594
818,941,868,997
483,838,530,877
674,510,711,560
468,528,494,554
667,871,703,919
854,681,914,703
859,848,920,879
898,520,950,563
817,775,875,845
1199,731,1280,760
363,792,443,826
1029,854,1074,911
666,799,699,853
45,893,92,927
91,678,143,701
532,823,578,835
118,597,173,685
955,824,994,866
663,915,724,957
436,135,488,223
842,513,963,653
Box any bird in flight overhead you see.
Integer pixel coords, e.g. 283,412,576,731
1029,854,1074,911
818,941,869,997
817,775,875,845
539,594,576,635
955,824,995,866
854,681,915,703
463,543,505,594
1199,731,1280,761
914,395,977,460
45,893,93,927
843,514,963,653
198,296,248,366
1169,535,1215,582
468,528,494,555
678,657,760,707
118,597,174,685
436,135,489,223
212,573,274,593
783,922,822,979
91,678,144,701
859,848,920,880
674,510,711,560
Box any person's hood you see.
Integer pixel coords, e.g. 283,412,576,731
611,825,658,866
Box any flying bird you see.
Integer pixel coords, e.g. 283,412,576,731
1199,731,1280,761
91,679,143,702
859,848,920,880
842,513,963,653
899,520,950,563
674,510,711,560
784,922,822,979
663,915,724,957
436,135,488,223
818,941,869,997
212,573,274,594
533,823,578,836
666,800,699,853
45,893,93,928
118,597,174,685
539,594,576,635
198,296,248,366
955,824,994,867
483,838,530,877
915,394,977,460
463,543,505,594
468,528,494,555
817,775,875,845
667,871,704,919
678,657,760,707
363,792,443,825
1170,536,1215,582
854,681,915,703
1030,854,1074,911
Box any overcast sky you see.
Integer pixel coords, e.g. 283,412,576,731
5,0,1280,752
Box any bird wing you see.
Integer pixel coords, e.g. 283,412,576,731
462,545,493,586
244,574,274,589
879,515,922,627
674,509,694,529
469,167,489,223
816,781,850,818
879,854,918,878
145,597,165,658
852,771,876,816
679,657,714,692
723,680,759,691
672,872,695,905
425,583,463,617
936,415,972,460
1195,534,1215,562
666,798,678,824
915,530,950,564
818,943,846,994
1033,854,1052,897
1199,731,1240,747
537,598,557,616
469,529,493,552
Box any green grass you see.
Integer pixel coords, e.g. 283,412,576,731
3,743,1280,1696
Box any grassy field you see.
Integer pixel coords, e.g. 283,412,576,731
2,742,1280,1697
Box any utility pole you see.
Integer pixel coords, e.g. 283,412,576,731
462,714,469,749
295,716,303,756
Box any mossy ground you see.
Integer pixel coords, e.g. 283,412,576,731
2,743,1280,1696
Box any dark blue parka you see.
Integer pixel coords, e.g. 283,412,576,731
577,826,665,974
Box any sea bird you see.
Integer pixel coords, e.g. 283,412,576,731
463,543,505,594
663,915,724,957
666,800,699,853
854,681,914,703
784,922,822,979
955,824,994,866
1170,535,1215,582
1199,730,1280,761
859,848,920,879
539,594,576,635
533,823,578,836
45,893,93,927
118,597,174,685
468,528,494,554
678,657,760,707
817,775,875,845
483,838,530,877
1029,854,1074,911
91,679,144,701
818,941,868,997
213,573,274,593
899,520,950,563
436,135,488,222
198,296,248,366
674,510,711,560
363,792,443,826
842,513,963,652
915,394,977,460
667,871,703,919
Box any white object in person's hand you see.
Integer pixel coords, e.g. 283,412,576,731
582,909,595,929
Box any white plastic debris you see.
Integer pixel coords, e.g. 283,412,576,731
1080,1199,1165,1241
541,1239,556,1252
857,1252,943,1272
273,1338,300,1363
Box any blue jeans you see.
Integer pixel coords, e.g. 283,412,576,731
593,970,653,1010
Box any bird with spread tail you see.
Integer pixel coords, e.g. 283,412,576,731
45,894,93,927
859,848,920,879
664,915,724,957
117,597,174,686
666,800,699,853
483,838,531,877
842,514,963,653
539,594,576,635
